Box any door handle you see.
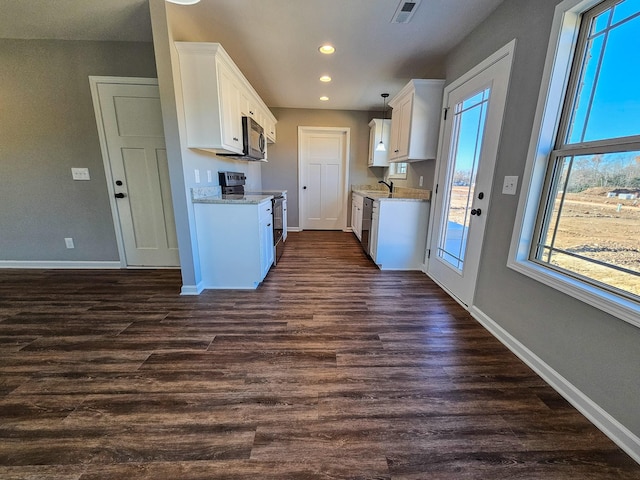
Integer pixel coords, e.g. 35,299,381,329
114,193,126,199
471,208,482,216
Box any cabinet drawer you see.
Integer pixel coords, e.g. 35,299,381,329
259,200,273,220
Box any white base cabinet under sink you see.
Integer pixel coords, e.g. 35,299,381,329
369,200,429,270
194,199,274,289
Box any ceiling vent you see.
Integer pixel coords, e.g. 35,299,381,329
390,0,422,24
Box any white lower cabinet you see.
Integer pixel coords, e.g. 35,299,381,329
194,199,273,289
351,193,364,240
259,203,275,278
369,200,430,270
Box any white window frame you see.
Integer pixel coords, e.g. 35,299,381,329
388,162,408,179
508,0,640,328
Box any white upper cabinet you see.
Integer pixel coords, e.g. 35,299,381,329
174,42,277,153
368,119,391,167
388,79,444,162
217,64,244,153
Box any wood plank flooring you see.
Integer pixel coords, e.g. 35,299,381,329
1,231,638,479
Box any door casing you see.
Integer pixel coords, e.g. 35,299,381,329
426,40,516,308
89,76,178,268
297,126,351,231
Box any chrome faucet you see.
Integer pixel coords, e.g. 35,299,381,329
378,180,393,193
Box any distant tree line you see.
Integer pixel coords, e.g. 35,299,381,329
564,154,640,192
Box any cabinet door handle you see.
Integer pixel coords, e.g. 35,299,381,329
233,137,239,141
267,223,271,227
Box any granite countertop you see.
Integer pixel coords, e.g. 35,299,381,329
246,189,288,196
191,187,273,205
351,185,431,202
193,194,274,205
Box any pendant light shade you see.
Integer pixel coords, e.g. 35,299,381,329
376,93,389,152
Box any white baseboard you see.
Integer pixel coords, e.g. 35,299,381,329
0,260,122,269
180,282,204,295
287,227,302,232
470,305,640,464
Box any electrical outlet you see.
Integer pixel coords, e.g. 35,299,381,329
419,176,424,187
502,175,518,195
194,169,200,184
71,168,90,180
64,237,75,249
207,170,212,183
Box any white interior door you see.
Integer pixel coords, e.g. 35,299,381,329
428,42,515,308
92,79,179,267
298,127,350,230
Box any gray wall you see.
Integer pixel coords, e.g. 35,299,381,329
0,39,157,261
263,108,382,229
263,108,437,230
448,0,640,436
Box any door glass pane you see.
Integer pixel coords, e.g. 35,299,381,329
437,88,490,270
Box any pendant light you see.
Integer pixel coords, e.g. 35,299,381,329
376,93,389,152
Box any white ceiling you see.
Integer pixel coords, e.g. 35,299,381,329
1,0,505,111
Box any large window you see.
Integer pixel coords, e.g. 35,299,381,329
510,0,640,326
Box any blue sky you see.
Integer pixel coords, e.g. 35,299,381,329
569,1,640,143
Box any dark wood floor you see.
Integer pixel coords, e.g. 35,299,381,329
1,231,638,479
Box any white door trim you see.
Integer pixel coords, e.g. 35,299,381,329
89,76,159,268
297,126,351,231
426,39,516,308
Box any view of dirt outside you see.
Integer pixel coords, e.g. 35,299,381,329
542,187,640,297
446,185,640,297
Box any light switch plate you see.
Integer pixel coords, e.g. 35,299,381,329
71,168,90,181
194,169,201,184
502,175,518,195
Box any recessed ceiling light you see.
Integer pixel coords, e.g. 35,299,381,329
320,96,329,101
166,0,200,4
319,75,332,82
318,45,335,55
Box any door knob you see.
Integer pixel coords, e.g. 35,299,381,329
478,192,484,199
114,193,126,199
471,208,481,216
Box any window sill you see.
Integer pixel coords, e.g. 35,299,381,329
507,257,640,329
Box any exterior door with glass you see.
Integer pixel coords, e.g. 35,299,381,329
428,42,514,308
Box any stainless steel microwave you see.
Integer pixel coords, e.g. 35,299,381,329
221,116,266,161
